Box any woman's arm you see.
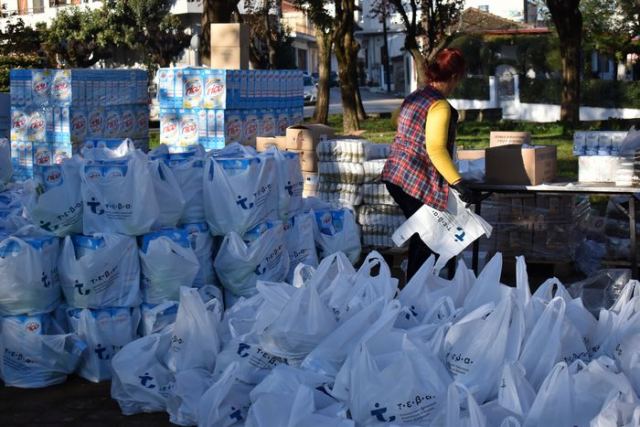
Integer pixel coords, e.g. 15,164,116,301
425,100,462,185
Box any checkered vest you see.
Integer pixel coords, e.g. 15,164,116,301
382,85,458,211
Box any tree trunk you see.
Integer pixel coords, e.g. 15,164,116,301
201,0,237,66
332,0,360,133
313,28,331,125
408,45,428,89
356,85,367,121
546,0,582,126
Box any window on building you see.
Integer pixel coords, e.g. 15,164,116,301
478,5,489,12
297,48,308,72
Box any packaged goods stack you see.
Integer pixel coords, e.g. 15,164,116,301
157,68,304,152
316,139,367,208
10,69,149,180
574,130,639,185
357,143,405,249
478,193,590,262
0,138,364,388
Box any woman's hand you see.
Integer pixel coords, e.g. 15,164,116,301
451,180,474,205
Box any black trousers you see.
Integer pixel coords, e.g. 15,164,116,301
384,181,434,282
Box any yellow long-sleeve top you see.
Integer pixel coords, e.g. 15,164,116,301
425,99,462,185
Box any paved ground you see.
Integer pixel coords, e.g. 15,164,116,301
303,87,403,117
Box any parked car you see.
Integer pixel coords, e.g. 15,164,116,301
310,71,339,87
303,75,317,104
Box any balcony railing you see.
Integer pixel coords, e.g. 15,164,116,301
282,17,315,36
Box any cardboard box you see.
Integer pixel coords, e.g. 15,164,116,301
486,145,557,185
210,23,250,47
256,136,287,152
457,149,485,161
286,124,335,151
210,46,249,70
489,131,531,148
302,171,319,197
288,149,317,172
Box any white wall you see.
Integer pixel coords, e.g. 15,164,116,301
464,0,525,21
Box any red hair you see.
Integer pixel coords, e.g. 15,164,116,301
425,48,466,83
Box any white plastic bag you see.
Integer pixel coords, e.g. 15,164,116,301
166,151,206,224
0,313,86,388
25,160,83,236
463,253,512,315
302,299,399,378
181,222,216,287
397,256,473,328
312,208,361,263
167,368,214,426
197,362,253,427
140,301,178,336
340,330,453,425
284,212,318,283
434,382,486,427
165,287,222,373
334,251,398,321
255,280,337,366
392,191,492,272
203,155,278,236
497,363,536,420
59,234,141,308
81,154,159,235
65,306,140,383
111,330,175,415
0,235,60,316
139,229,200,304
444,295,524,403
149,159,185,228
267,148,304,220
523,362,574,427
214,221,289,297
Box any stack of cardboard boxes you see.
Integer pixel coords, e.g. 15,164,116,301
209,23,250,70
256,123,335,197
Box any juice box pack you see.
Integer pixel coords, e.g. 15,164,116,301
157,68,304,110
10,69,148,108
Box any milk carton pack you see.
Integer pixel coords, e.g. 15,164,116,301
225,110,243,144
242,110,259,145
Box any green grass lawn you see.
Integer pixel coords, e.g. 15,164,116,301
323,115,578,180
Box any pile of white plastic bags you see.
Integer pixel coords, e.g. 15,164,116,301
109,250,640,426
0,139,361,388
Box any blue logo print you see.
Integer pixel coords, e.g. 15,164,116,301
94,344,109,360
139,372,155,389
254,263,267,275
284,181,294,196
87,198,104,215
404,305,418,320
74,280,90,295
229,406,243,422
371,403,395,422
41,272,51,288
235,195,254,210
454,227,466,242
39,220,59,232
237,343,251,358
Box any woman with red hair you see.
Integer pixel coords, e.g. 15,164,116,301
382,48,473,281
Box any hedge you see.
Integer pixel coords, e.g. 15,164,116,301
520,76,640,109
451,76,491,100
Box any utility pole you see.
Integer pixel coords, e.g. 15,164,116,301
380,0,391,93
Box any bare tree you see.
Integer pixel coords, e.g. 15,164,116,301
383,0,464,87
545,0,582,125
